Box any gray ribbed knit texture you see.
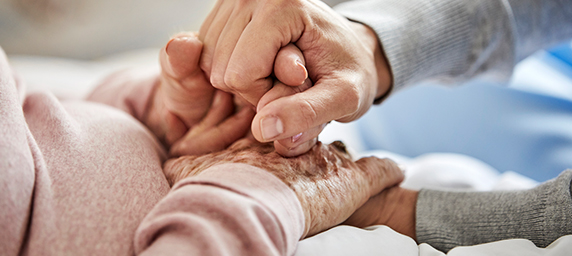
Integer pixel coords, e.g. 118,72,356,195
334,0,572,93
509,0,572,61
334,0,572,251
416,170,572,252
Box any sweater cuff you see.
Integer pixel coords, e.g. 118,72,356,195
507,0,572,61
335,0,515,92
416,170,572,252
173,163,305,254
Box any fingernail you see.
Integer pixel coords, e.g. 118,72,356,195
261,116,283,140
296,59,308,81
165,38,176,56
291,132,303,143
165,37,191,56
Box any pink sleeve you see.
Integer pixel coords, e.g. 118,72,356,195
85,67,159,122
0,47,35,256
134,163,305,256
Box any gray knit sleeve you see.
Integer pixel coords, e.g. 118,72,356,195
334,0,572,93
415,170,572,252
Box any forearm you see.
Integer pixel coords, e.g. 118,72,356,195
335,0,572,92
134,163,305,256
416,170,572,252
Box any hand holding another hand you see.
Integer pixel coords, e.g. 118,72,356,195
164,139,404,237
199,0,392,157
145,33,311,156
144,32,221,150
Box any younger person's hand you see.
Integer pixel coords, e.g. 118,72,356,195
199,0,392,157
145,33,309,156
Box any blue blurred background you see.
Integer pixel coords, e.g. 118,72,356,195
356,41,572,182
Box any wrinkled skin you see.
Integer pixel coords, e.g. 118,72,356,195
164,139,404,237
144,32,219,149
142,32,306,156
198,0,392,157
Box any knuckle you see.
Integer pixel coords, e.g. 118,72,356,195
335,84,363,122
235,0,252,8
357,156,383,173
356,156,375,166
381,158,400,171
210,74,226,90
344,86,361,114
223,70,248,92
378,158,404,179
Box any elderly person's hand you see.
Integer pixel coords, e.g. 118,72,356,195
144,33,309,156
144,32,221,150
163,139,404,237
198,0,392,157
344,186,419,240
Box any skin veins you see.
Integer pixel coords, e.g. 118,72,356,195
164,138,404,238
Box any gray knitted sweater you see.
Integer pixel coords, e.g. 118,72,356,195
335,0,572,252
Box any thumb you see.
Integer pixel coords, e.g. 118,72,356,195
159,33,216,128
251,76,361,142
274,43,308,87
355,157,404,197
160,32,203,79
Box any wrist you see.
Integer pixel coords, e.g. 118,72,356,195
386,187,418,240
349,21,392,104
344,186,418,240
370,187,418,240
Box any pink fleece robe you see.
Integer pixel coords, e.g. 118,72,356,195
0,48,304,256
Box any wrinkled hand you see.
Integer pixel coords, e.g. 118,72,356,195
199,0,391,157
144,33,308,156
164,139,404,237
168,89,256,156
144,32,218,148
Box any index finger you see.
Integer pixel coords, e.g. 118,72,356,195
220,6,305,106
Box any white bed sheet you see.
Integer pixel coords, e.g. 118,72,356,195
8,50,571,256
297,225,572,256
293,149,572,256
